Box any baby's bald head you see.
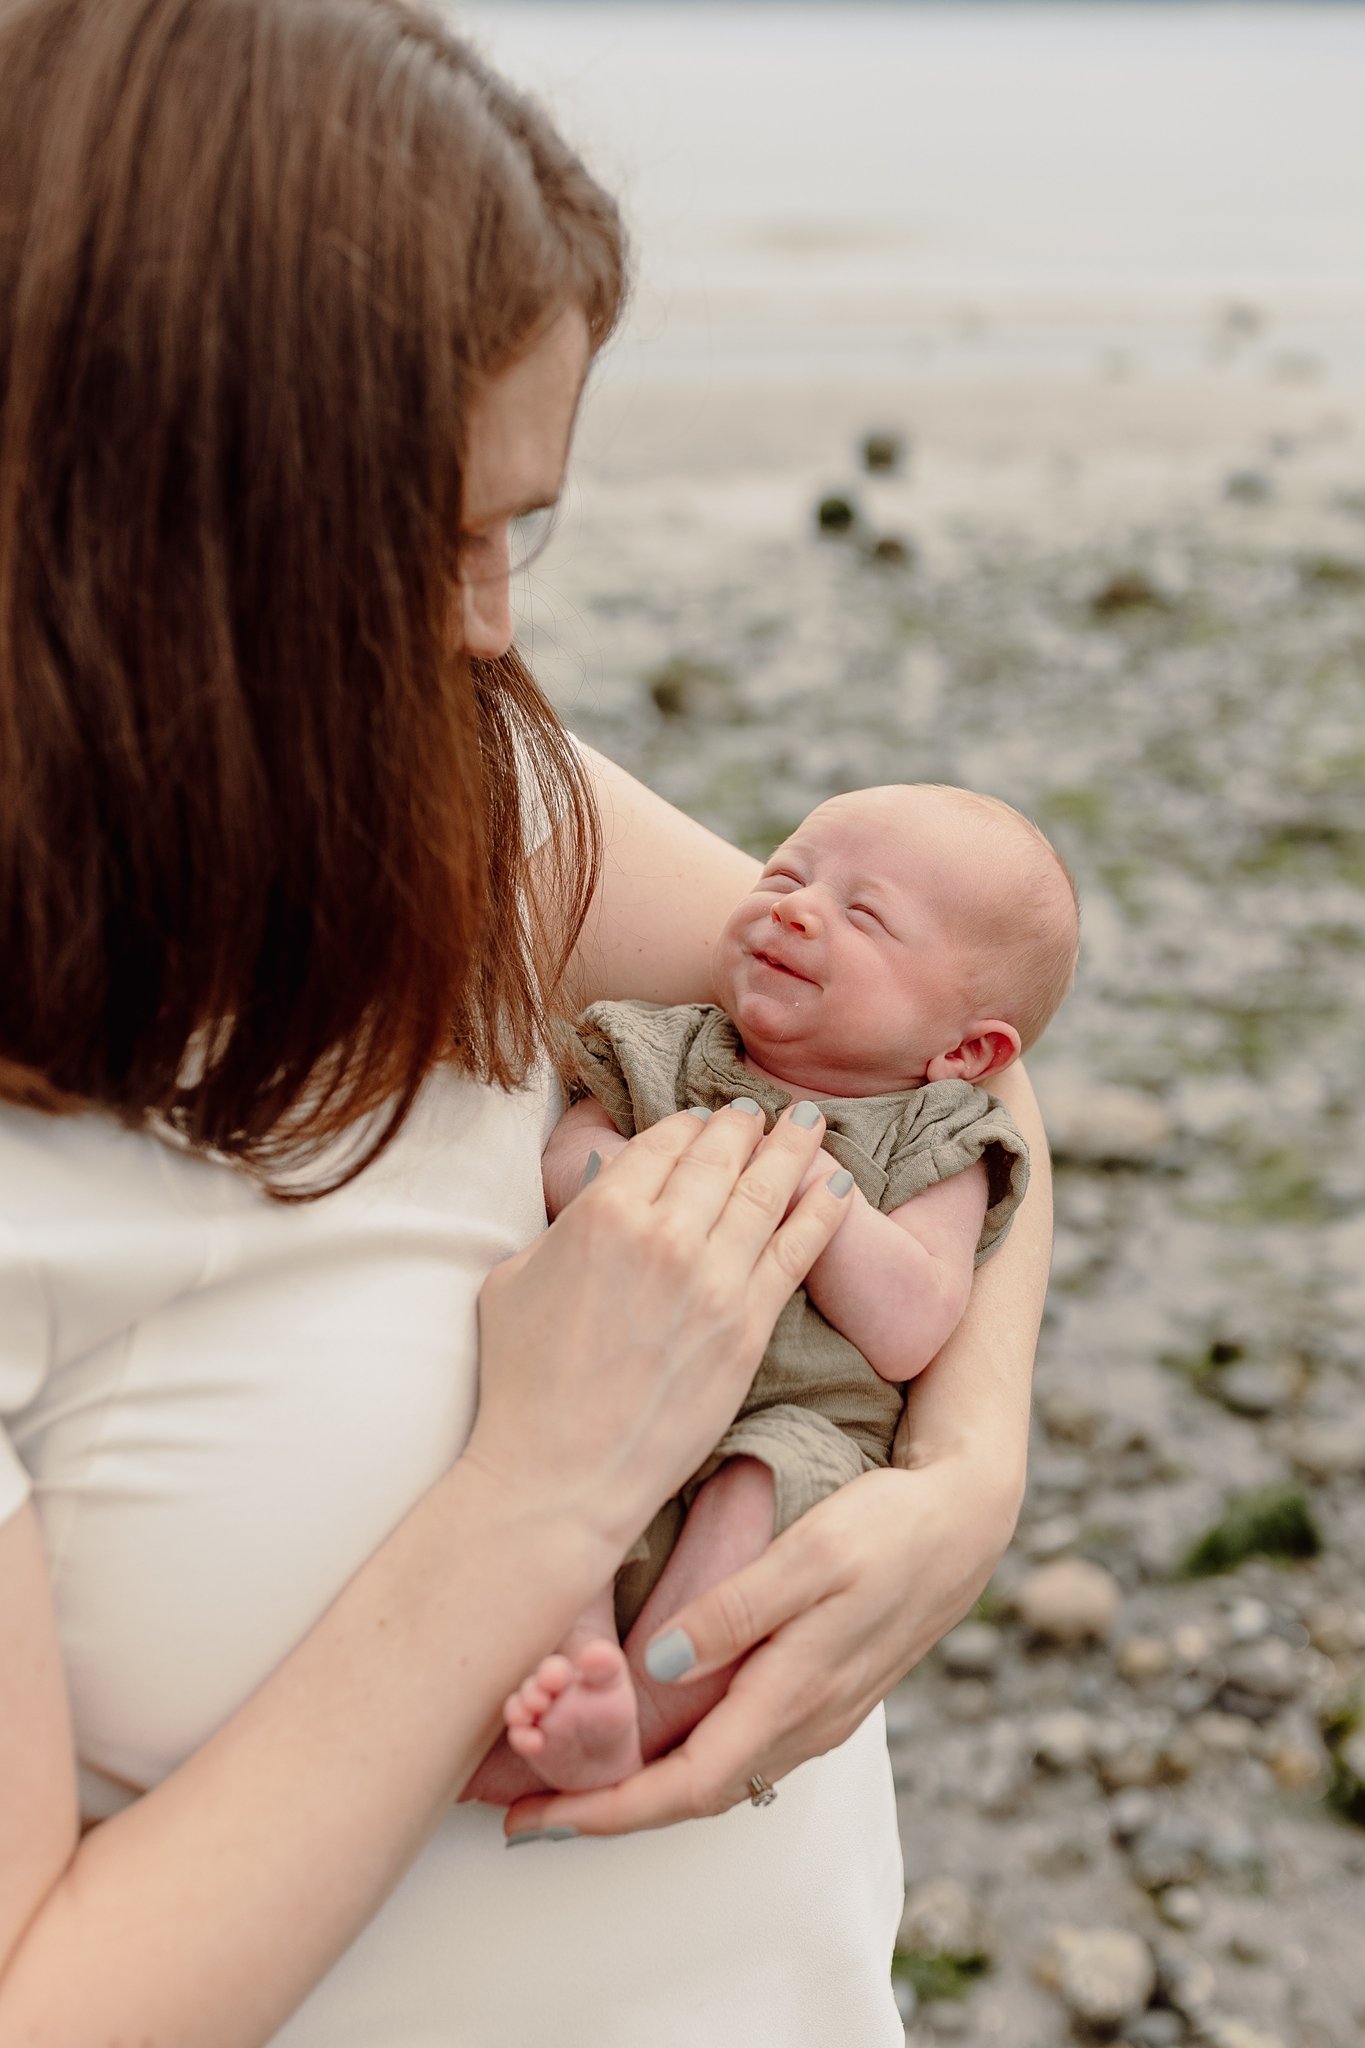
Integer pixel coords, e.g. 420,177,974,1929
816,783,1079,1054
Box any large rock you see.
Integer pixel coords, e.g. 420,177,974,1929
898,1875,989,1960
938,1620,1003,1679
1034,1071,1175,1167
1211,1362,1295,1418
1047,1926,1156,2032
1016,1558,1122,1644
1288,1419,1365,1481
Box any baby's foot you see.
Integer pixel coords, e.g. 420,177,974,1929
503,1639,644,1792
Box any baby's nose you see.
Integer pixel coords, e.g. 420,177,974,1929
772,898,819,937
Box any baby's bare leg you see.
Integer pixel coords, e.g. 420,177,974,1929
465,1458,775,1802
625,1455,776,1763
500,1582,643,1794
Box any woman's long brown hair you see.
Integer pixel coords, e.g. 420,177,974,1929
0,0,623,1193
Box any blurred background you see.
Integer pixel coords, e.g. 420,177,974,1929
463,6,1365,2043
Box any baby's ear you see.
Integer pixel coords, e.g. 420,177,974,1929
925,1022,1021,1086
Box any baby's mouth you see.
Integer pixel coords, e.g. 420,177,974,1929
752,949,818,987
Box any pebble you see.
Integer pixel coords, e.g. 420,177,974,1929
1031,1450,1093,1499
1129,1818,1204,1890
1048,1926,1157,2032
1265,1730,1328,1793
1022,1512,1082,1559
860,428,905,474
1031,1710,1096,1771
1225,1597,1274,1644
1155,1943,1219,2021
1099,1744,1164,1792
1339,1724,1365,1778
919,1998,970,2036
938,1621,1003,1679
1123,2012,1184,2048
1118,1634,1173,1683
1288,1420,1365,1482
1212,1362,1295,1418
1204,1823,1265,1883
1156,1884,1205,1930
1040,1388,1102,1445
1304,1601,1365,1655
1221,1637,1302,1704
1191,1711,1258,1757
1200,2018,1287,2048
1016,1558,1122,1644
947,1677,993,1722
1109,1787,1158,1840
1225,469,1275,505
1172,1623,1216,1667
973,1724,1030,1816
898,1876,988,1959
814,492,857,534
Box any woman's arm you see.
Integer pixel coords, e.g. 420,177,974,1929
502,1056,1049,1838
562,744,760,1010
0,1103,851,2046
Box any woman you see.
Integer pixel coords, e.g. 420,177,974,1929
0,3,1049,2042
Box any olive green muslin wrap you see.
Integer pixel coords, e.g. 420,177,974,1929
562,1000,1030,1633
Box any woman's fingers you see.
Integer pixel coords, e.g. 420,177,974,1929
740,1157,853,1335
502,1635,849,1840
642,1501,844,1685
587,1101,741,1203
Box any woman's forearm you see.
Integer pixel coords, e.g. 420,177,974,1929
892,1059,1052,1519
0,1465,618,2048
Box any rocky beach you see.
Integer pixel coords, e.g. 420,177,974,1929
527,342,1365,2047
475,5,1365,2040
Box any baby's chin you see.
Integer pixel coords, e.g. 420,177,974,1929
723,981,799,1047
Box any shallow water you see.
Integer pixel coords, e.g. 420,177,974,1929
461,2,1365,385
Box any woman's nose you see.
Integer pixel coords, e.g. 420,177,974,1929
772,895,820,938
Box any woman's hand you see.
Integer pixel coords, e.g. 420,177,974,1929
501,1453,1018,1837
502,1057,1052,1841
467,1100,855,1562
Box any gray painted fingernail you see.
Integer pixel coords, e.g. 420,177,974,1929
688,1104,713,1121
827,1168,854,1197
505,1826,578,1848
791,1100,821,1128
731,1096,761,1116
645,1628,696,1681
580,1151,601,1187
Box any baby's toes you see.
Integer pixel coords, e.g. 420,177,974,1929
575,1639,629,1690
535,1654,575,1701
503,1687,536,1731
506,1719,547,1760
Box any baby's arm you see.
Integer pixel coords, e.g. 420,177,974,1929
801,1160,988,1383
542,1095,629,1220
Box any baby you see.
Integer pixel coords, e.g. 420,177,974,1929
503,782,1079,1793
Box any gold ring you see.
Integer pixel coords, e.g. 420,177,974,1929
747,1772,777,1808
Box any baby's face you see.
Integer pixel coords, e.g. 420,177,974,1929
713,789,980,1095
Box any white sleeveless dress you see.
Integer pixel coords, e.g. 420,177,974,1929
0,1066,904,2045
